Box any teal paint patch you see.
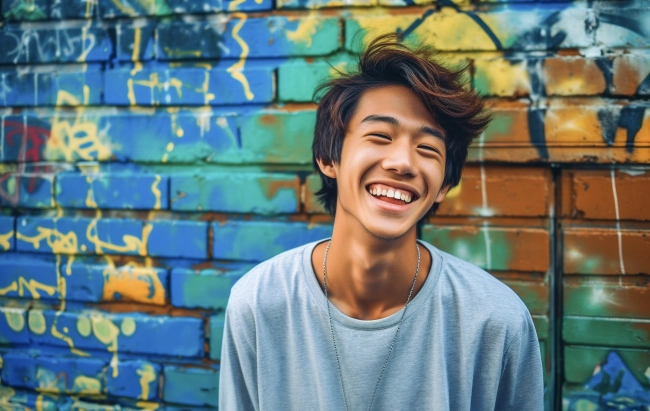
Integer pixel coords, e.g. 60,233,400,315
239,110,316,164
209,312,226,361
163,365,219,407
171,268,244,310
171,172,299,214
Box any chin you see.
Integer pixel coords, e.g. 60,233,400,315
360,221,415,242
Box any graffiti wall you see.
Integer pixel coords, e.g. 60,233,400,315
0,0,648,409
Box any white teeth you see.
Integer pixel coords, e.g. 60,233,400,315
369,185,415,203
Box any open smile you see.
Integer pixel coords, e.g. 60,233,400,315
366,183,419,206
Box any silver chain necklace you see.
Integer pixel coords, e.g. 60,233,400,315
322,240,421,411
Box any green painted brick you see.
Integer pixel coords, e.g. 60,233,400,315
170,172,300,214
563,317,650,349
564,346,650,384
532,315,549,340
239,110,316,164
209,312,226,361
278,55,356,102
503,281,548,315
564,283,650,320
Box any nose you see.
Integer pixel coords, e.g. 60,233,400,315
381,138,415,176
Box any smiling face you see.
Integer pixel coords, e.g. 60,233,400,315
317,84,450,240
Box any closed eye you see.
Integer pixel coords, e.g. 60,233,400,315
368,133,392,141
418,145,439,153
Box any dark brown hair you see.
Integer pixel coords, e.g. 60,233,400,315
312,33,491,217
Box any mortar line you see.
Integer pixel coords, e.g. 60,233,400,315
550,164,562,411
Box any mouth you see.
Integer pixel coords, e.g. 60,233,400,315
366,183,419,206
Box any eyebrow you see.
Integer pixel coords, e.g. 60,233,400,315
360,114,446,141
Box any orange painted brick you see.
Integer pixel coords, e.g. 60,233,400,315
569,169,650,221
543,57,607,96
612,55,650,96
439,166,551,217
563,228,650,275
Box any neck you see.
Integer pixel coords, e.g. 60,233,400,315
313,216,430,320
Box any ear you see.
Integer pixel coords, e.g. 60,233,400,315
316,157,337,179
435,184,452,203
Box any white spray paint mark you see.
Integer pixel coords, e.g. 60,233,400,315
610,169,626,275
478,131,492,270
482,220,492,271
33,73,38,105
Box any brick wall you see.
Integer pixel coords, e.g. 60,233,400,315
0,0,648,409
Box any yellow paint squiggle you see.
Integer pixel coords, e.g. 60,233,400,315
0,230,13,250
227,13,254,101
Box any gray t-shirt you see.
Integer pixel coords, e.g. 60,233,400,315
219,240,544,411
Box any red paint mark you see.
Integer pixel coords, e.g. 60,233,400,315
1,119,51,205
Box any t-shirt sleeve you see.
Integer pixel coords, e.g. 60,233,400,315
494,311,545,411
219,290,259,411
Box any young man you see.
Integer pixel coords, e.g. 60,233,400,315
219,35,544,410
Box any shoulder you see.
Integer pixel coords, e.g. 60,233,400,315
427,243,531,331
228,241,318,315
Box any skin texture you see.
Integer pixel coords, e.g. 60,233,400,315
312,84,450,320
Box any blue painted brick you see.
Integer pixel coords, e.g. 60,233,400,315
0,69,103,107
66,261,168,305
0,307,29,344
0,216,15,251
157,16,339,60
163,365,219,407
115,23,156,61
209,312,225,361
1,109,242,163
2,0,98,21
171,172,299,214
34,355,106,394
1,351,35,389
212,221,332,261
0,173,53,208
171,268,244,310
148,219,208,259
104,64,274,106
0,26,111,64
107,360,160,400
16,216,207,259
2,352,106,394
100,0,270,17
0,253,59,299
29,310,204,357
98,110,240,163
0,386,60,411
55,172,169,210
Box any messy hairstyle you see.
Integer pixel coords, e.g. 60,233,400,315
312,33,491,217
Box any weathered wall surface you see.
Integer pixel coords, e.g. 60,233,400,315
0,0,648,409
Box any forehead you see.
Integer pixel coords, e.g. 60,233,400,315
350,84,443,133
